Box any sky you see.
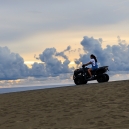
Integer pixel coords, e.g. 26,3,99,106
0,0,129,87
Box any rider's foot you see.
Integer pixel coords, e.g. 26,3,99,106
89,76,94,79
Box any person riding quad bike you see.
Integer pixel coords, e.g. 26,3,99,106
82,54,98,79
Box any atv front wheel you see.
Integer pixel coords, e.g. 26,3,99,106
74,75,87,85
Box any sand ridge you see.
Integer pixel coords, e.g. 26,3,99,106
0,80,129,129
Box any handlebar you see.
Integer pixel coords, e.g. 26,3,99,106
82,65,85,68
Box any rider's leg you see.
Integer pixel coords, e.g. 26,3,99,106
88,68,92,77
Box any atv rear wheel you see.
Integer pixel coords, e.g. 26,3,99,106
103,74,109,82
97,74,106,83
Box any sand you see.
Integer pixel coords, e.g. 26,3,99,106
0,80,129,129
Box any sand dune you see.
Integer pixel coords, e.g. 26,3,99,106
0,80,129,129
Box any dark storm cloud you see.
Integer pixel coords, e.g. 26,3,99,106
75,36,129,71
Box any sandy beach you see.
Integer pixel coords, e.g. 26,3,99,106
0,80,129,129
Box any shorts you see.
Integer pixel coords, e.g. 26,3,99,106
92,65,98,70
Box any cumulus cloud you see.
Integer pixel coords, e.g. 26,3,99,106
0,46,72,79
75,36,129,71
1,36,129,81
38,47,72,76
55,46,71,59
0,47,29,80
0,46,72,80
30,62,49,77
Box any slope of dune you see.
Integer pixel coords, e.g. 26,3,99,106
0,80,129,129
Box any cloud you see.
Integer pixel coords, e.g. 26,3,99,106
64,46,71,52
38,47,72,76
55,46,71,59
75,36,129,71
30,62,49,77
0,47,29,80
0,0,129,43
0,36,129,82
0,73,74,88
0,46,72,80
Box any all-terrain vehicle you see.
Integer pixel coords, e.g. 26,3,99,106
73,66,109,85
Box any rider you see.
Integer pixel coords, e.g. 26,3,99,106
82,54,98,79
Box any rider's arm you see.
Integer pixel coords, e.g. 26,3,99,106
84,62,91,66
